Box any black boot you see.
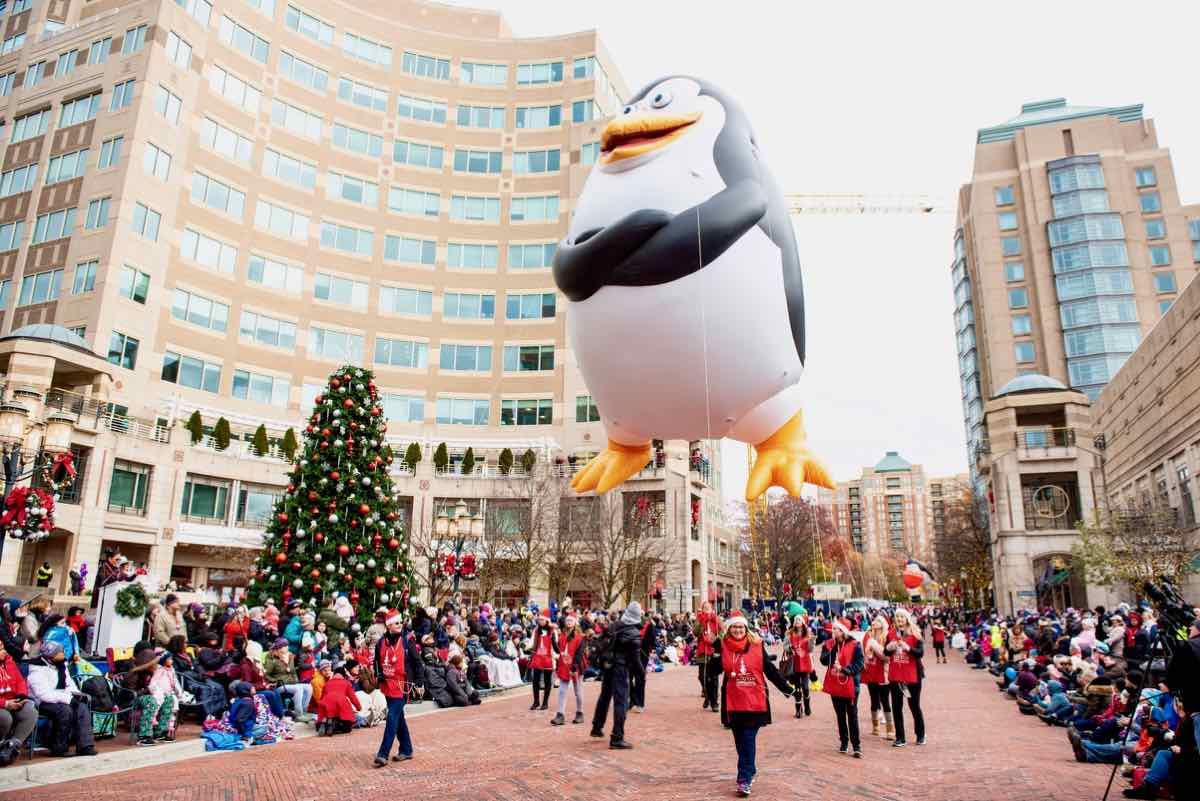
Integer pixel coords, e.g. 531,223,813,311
794,703,803,719
540,700,548,711
804,699,812,717
572,711,585,724
530,688,540,710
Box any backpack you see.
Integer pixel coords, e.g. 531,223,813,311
81,675,115,712
590,629,615,671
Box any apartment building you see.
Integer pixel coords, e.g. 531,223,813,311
0,0,731,610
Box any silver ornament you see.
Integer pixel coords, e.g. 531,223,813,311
380,593,390,603
361,477,371,486
367,558,377,569
334,439,344,448
355,563,365,572
293,578,304,588
328,514,339,523
325,563,336,573
314,553,322,562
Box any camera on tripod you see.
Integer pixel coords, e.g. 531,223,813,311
1141,578,1196,658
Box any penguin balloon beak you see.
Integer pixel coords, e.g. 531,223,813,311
600,111,702,165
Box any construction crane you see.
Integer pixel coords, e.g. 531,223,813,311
785,193,952,216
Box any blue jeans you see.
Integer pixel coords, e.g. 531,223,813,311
257,689,285,720
1081,740,1122,764
1144,748,1174,786
732,724,759,784
377,696,412,760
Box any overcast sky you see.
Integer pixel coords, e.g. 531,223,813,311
446,0,1200,509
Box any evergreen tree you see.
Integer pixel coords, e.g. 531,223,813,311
520,448,537,473
213,418,231,451
252,424,269,457
498,448,513,475
433,442,449,472
185,410,204,445
248,365,415,622
461,447,476,476
282,428,299,462
403,442,422,471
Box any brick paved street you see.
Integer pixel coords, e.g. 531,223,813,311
1,659,1113,801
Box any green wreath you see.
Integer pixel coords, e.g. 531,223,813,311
114,583,150,619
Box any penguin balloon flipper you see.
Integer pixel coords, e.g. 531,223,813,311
608,179,768,288
553,209,673,303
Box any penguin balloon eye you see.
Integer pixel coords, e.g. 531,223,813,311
650,90,672,109
622,105,634,115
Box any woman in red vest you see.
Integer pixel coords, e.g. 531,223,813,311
863,615,892,738
528,609,557,711
820,618,865,757
885,608,926,747
551,615,586,726
716,615,799,797
694,602,721,712
373,611,423,768
784,616,815,718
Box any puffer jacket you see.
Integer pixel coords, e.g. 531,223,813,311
421,653,452,707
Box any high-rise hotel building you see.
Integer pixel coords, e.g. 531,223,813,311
951,99,1200,480
0,0,737,610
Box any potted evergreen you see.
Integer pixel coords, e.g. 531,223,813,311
520,448,536,474
404,442,422,472
282,428,299,462
498,448,514,475
433,442,449,474
213,417,231,451
461,447,476,476
252,424,269,457
185,410,204,445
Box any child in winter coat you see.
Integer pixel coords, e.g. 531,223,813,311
137,652,181,745
228,681,258,741
316,663,362,735
297,643,316,683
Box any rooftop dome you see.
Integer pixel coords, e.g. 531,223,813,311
874,451,913,473
994,373,1069,398
2,324,93,353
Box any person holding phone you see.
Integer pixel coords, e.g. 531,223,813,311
886,608,926,747
0,647,36,765
821,618,865,757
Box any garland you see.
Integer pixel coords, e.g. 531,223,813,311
0,453,76,543
115,583,150,619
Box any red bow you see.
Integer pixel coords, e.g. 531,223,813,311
51,452,76,481
1,487,31,528
459,553,477,579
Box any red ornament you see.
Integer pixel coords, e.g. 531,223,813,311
275,552,287,563
292,562,302,572
330,379,340,389
277,513,289,523
313,583,321,593
349,590,360,603
359,504,370,515
386,512,398,521
287,484,295,493
354,544,365,554
343,399,354,409
372,534,382,545
314,395,324,404
309,568,321,579
371,407,381,417
337,544,350,556
342,373,351,382
305,425,314,434
314,532,324,543
319,441,329,450
321,428,332,438
330,471,340,481
387,537,400,550
350,422,358,431
390,575,399,585
343,574,352,582
373,576,386,588
349,519,358,528
308,491,318,501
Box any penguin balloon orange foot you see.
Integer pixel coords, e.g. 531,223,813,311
570,440,651,495
745,411,833,500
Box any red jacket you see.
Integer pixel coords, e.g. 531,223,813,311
317,675,361,723
239,658,271,691
0,657,27,702
223,618,250,650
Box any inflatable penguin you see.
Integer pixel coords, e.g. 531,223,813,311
554,75,833,501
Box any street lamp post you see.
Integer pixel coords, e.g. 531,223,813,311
0,398,74,567
434,498,484,594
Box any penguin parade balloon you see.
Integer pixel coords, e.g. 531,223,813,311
553,76,833,501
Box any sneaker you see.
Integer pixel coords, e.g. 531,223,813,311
550,713,565,726
392,753,413,762
609,739,633,750
572,712,585,724
853,747,863,759
76,746,97,757
838,743,848,753
589,729,605,738
736,781,751,797
631,706,642,714
373,756,387,768
154,732,173,742
137,737,156,747
916,736,927,746
892,740,906,748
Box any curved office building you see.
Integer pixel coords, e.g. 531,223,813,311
0,0,738,611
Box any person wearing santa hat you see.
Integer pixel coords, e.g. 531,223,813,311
372,610,423,768
820,617,865,757
715,614,800,797
551,615,586,725
529,607,558,711
863,615,893,739
694,601,721,712
885,608,926,747
784,615,815,718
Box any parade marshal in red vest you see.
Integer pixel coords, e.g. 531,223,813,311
820,618,865,757
714,615,799,797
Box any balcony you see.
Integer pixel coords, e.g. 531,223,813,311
434,463,533,479
191,436,288,461
689,455,713,487
1015,427,1076,459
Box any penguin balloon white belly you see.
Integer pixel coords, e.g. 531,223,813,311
553,76,832,501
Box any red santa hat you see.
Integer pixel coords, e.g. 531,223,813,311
723,614,749,633
539,607,551,620
565,615,578,628
832,618,853,636
385,609,403,626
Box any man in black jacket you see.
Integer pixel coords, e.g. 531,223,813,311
629,613,657,713
590,602,645,749
1164,617,1200,716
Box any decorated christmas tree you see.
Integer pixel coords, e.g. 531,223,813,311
247,365,416,623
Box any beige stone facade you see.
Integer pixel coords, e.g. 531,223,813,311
1093,260,1200,600
952,99,1200,483
0,0,734,610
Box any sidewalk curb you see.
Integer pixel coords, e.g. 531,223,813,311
0,685,531,794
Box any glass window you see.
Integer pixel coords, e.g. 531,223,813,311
313,271,368,308
508,242,557,269
88,37,112,64
284,5,334,45
1004,262,1024,282
263,148,317,189
374,337,427,369
207,67,257,113
380,393,424,423
46,149,88,185
506,292,555,320
25,61,45,89
118,265,151,304
166,31,192,69
1048,163,1105,194
438,343,492,372
435,398,489,426
181,480,228,520
1154,271,1177,293
182,229,238,274
1011,314,1031,336
449,195,500,222
270,98,322,140
57,94,100,129
1001,236,1021,257
452,149,502,174
446,242,498,270
172,288,229,332
581,142,601,166
32,208,76,244
17,269,63,305
0,163,38,197
1140,192,1162,213
1055,268,1134,300
253,200,309,241
443,292,494,320
1149,245,1171,266
516,61,563,85
108,460,149,513
337,77,387,112
309,326,364,362
460,62,507,86
332,123,382,156
98,136,123,168
0,222,25,252
218,16,269,63
122,24,148,55
384,236,436,265
232,369,289,406
572,99,598,123
1134,166,1157,188
319,221,373,255
0,72,15,97
997,211,1018,231
161,352,221,393
1060,297,1138,329
1145,218,1167,240
342,32,392,67
379,286,432,315
576,395,600,423
455,104,504,129
279,50,328,92
200,118,254,163
239,310,296,349
994,186,1014,206
107,331,139,370
388,186,440,217
515,105,561,129
142,143,171,181
54,51,77,78
500,399,553,426
82,197,109,229
1052,189,1110,217
512,148,561,174
326,171,378,207
510,195,559,222
73,260,97,294
1008,287,1028,309
109,79,135,111
396,94,446,123
247,254,303,292
191,172,246,217
1014,342,1035,363
155,84,183,122
392,139,443,169
401,51,449,80
503,344,554,372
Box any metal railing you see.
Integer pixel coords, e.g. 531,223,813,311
1015,427,1076,449
191,436,288,461
434,463,532,479
97,408,170,443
